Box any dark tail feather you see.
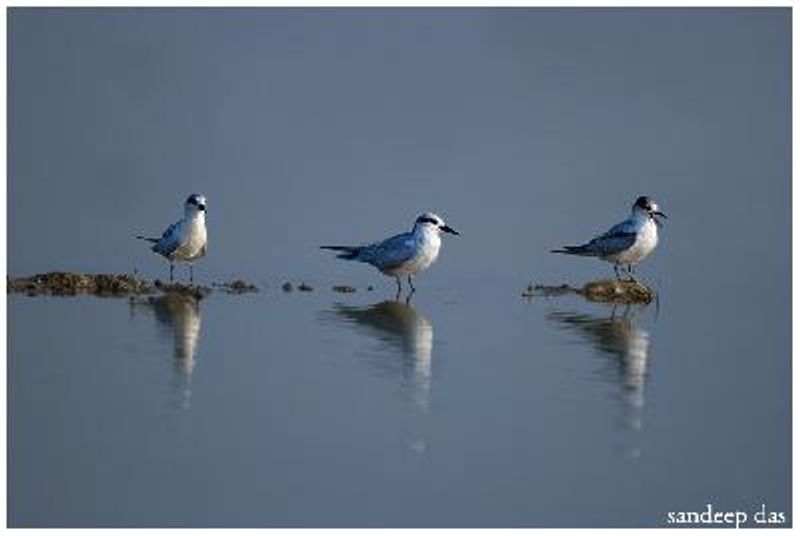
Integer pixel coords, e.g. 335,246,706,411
136,235,160,243
551,245,591,256
320,245,361,260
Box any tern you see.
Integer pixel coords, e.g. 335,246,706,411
321,212,459,294
552,196,667,282
137,194,208,283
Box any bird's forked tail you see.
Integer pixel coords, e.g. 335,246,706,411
136,235,160,244
551,244,592,256
320,245,362,260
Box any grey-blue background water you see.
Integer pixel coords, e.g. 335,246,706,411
8,8,791,527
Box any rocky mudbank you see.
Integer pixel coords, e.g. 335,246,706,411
8,272,258,298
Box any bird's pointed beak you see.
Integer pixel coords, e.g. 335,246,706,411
654,210,667,220
441,225,460,236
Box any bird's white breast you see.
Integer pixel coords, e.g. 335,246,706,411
384,232,441,277
615,219,658,265
171,217,207,262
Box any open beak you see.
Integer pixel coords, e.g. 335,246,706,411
441,225,460,236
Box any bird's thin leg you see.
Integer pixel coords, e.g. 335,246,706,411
614,264,621,281
189,265,194,284
396,277,402,296
407,275,416,293
625,264,641,285
170,264,174,283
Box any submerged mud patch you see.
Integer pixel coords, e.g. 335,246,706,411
523,279,655,304
212,279,259,294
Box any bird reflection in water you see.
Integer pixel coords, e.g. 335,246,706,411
132,292,202,411
330,298,434,410
326,297,435,453
547,305,652,457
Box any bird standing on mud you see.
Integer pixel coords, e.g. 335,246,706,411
321,212,460,295
137,194,208,283
552,196,667,282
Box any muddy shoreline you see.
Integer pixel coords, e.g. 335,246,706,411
8,272,655,304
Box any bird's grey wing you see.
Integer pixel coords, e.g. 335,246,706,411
152,220,183,257
584,221,637,255
362,232,418,269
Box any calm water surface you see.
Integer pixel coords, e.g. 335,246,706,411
8,272,790,526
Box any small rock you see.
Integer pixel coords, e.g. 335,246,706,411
213,279,259,294
582,279,653,304
298,282,314,292
333,285,357,293
282,282,294,292
522,279,653,304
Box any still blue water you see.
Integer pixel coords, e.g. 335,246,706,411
8,271,790,526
